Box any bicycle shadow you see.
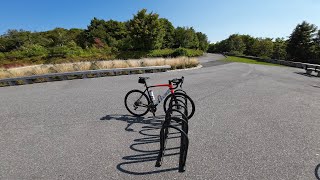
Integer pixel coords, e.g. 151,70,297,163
100,114,163,132
100,114,181,175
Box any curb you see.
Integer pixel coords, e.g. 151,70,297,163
0,66,171,87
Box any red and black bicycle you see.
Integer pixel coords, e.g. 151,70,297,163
124,76,195,118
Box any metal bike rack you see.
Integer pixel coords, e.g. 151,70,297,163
155,90,192,172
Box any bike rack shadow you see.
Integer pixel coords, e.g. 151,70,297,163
100,114,182,175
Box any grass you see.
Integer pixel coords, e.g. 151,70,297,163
0,70,11,79
225,56,283,66
0,57,199,79
52,64,75,73
31,65,53,75
73,62,92,71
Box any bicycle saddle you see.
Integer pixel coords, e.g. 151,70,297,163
138,77,149,84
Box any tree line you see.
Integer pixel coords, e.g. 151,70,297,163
0,9,209,66
208,21,320,64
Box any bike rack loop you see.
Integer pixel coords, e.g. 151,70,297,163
155,91,191,172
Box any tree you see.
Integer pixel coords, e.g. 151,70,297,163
252,38,274,58
67,28,84,44
86,18,108,46
77,30,91,49
160,18,175,48
286,21,317,62
0,37,6,52
104,20,127,40
312,30,320,63
174,27,199,49
103,20,127,48
196,32,209,51
0,29,32,51
29,32,52,47
212,39,229,53
226,34,246,55
272,38,287,60
207,43,216,53
240,35,255,56
128,9,165,50
45,28,69,47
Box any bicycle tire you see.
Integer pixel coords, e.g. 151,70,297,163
163,92,195,119
124,89,150,117
174,89,187,94
316,163,320,180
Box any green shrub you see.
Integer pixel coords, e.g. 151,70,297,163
21,44,48,57
172,48,188,57
228,51,243,56
48,46,70,58
0,52,4,60
148,49,175,57
171,48,203,57
116,48,204,59
78,46,114,60
260,55,270,60
5,50,25,59
186,49,203,57
66,42,84,58
116,51,149,59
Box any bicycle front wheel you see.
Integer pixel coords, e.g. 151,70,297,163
163,92,195,119
125,90,150,117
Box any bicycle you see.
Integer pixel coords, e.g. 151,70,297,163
124,76,195,119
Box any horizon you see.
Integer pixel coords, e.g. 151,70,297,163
1,0,320,42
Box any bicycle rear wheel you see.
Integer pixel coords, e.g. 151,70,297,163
125,90,150,117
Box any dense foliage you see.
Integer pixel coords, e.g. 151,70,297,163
0,9,209,67
208,21,320,64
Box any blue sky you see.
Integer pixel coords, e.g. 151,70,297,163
0,0,319,42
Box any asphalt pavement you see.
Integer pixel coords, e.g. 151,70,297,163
1,54,320,179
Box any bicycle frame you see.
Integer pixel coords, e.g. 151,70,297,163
144,83,174,107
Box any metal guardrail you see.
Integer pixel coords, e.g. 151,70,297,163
231,55,320,76
0,65,171,87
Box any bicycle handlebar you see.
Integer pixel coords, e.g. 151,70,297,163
170,76,184,89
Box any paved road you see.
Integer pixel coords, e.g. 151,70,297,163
198,53,230,68
1,54,320,179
